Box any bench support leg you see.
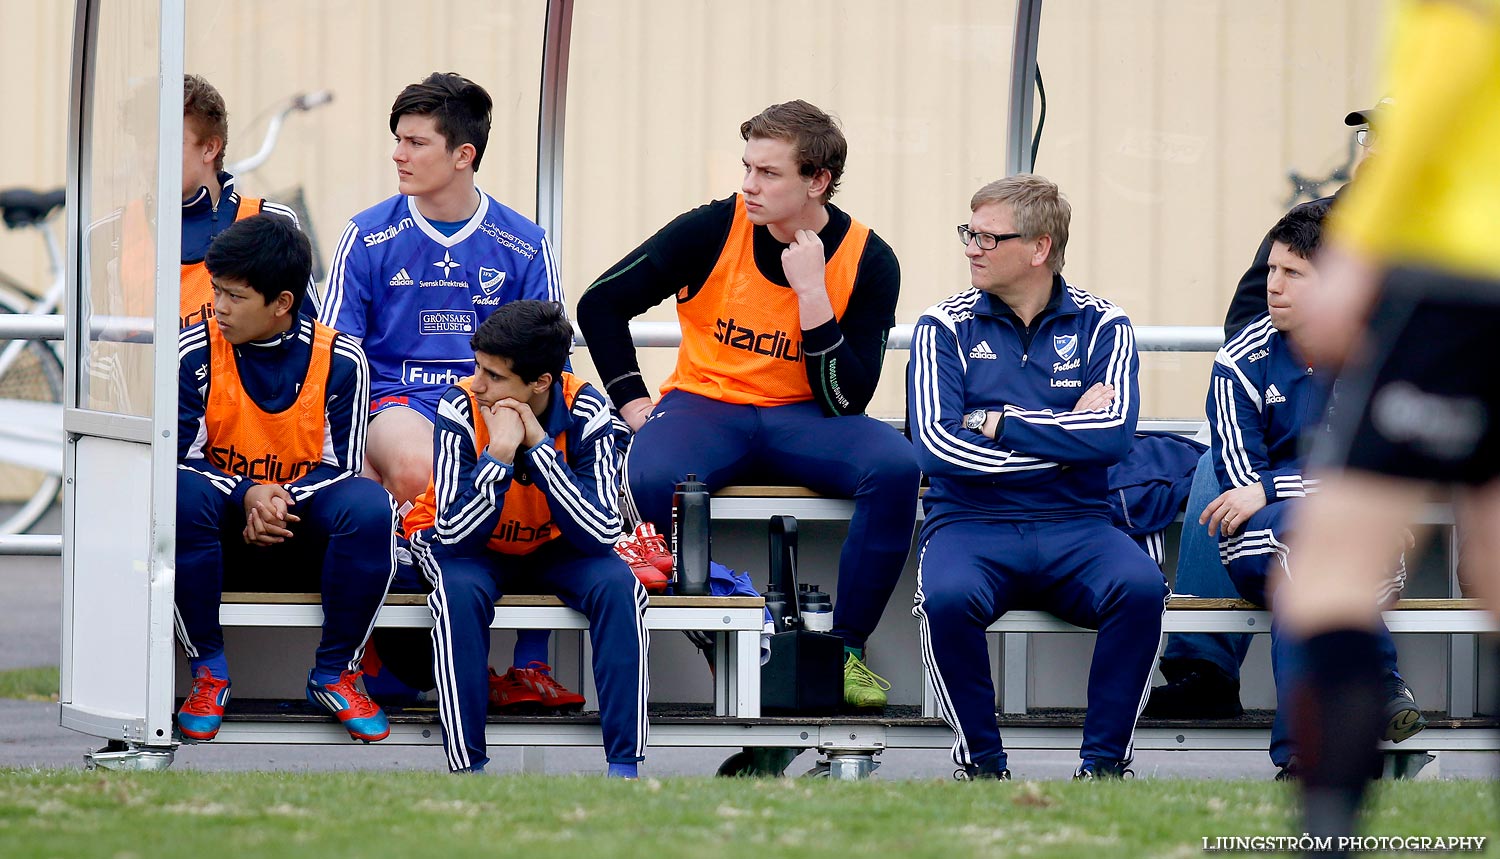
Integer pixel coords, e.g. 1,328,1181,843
714,632,729,717
1381,750,1436,780
1001,633,1029,714
807,751,880,780
84,740,176,772
734,629,760,718
1449,634,1477,719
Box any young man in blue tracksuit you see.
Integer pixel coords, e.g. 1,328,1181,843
1201,200,1424,778
1148,103,1384,721
404,300,648,776
175,214,396,744
909,175,1168,780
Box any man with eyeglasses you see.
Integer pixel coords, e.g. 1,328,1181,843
1145,100,1390,724
908,174,1167,780
578,100,919,711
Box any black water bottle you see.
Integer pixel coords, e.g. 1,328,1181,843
763,589,792,633
671,473,711,595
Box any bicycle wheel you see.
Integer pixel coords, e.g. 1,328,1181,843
0,287,64,534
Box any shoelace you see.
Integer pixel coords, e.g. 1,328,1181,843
635,524,670,556
521,662,578,698
845,657,892,691
182,672,226,715
614,536,648,565
324,670,381,717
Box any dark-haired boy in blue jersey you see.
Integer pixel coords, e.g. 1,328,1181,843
322,72,572,708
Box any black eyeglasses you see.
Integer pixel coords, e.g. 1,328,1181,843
957,225,1024,250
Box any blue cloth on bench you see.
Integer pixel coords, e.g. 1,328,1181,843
1106,431,1208,537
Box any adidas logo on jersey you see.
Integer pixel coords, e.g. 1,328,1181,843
388,268,414,287
1265,384,1287,404
969,340,997,360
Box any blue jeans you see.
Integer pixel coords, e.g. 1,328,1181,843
1159,451,1252,680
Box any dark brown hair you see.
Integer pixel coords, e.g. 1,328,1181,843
740,100,847,203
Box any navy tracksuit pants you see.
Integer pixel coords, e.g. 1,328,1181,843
916,517,1168,771
1222,500,1405,768
624,390,920,649
416,535,649,773
174,469,397,677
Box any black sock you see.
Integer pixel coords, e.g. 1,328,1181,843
1294,629,1384,841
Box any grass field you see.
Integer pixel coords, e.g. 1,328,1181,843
0,771,1492,859
0,665,57,702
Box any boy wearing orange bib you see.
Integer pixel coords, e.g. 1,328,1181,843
577,101,919,711
174,215,396,744
405,300,648,776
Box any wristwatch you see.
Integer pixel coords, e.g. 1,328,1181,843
963,409,987,432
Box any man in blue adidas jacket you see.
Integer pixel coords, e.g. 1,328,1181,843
908,175,1167,780
1202,200,1423,778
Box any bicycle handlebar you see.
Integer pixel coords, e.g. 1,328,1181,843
226,90,335,176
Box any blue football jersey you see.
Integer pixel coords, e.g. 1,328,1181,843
321,190,562,412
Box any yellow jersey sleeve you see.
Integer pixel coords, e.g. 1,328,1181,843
1331,0,1500,279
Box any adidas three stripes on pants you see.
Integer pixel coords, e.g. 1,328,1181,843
414,535,650,772
916,517,1168,772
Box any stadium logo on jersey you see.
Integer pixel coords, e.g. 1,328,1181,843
389,268,415,287
478,266,506,295
968,340,997,360
712,317,802,362
493,517,556,545
433,251,461,276
206,445,317,484
1265,384,1287,404
1247,348,1270,363
420,310,477,335
1053,333,1078,362
402,359,472,387
363,217,414,247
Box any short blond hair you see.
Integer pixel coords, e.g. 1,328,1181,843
970,174,1070,274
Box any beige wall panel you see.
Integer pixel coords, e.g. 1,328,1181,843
3,1,1385,421
177,0,545,286
1036,0,1383,418
563,0,1016,417
0,0,72,302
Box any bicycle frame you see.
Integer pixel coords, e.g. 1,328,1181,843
0,218,66,379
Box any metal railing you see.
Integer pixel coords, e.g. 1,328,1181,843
0,315,1225,557
0,314,1226,353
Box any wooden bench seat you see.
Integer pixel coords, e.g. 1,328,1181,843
218,592,765,717
987,598,1495,634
